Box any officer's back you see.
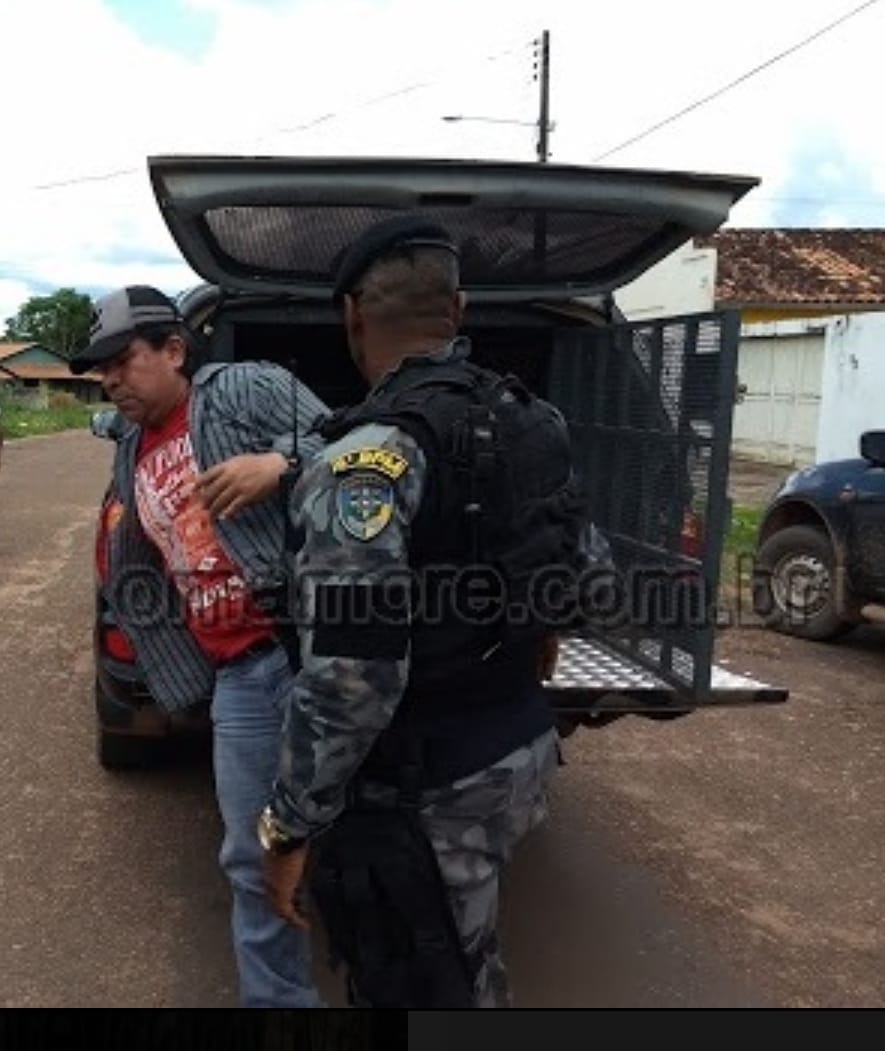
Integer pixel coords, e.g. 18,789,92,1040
272,215,597,1007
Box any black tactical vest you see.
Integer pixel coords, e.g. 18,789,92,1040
318,353,590,786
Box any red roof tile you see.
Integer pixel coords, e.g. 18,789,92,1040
0,363,101,382
696,229,885,308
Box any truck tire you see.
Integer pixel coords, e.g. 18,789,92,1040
95,678,171,770
753,524,852,641
97,727,169,771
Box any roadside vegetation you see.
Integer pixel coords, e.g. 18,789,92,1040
1,392,99,440
721,503,764,595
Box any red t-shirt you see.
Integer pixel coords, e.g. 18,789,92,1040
134,396,273,663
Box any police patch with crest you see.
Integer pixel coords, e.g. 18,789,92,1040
335,472,395,541
331,447,408,542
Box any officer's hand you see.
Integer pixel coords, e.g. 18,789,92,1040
538,634,560,681
262,845,311,930
195,452,289,520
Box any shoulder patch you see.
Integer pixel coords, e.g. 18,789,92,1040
335,472,395,541
331,446,409,480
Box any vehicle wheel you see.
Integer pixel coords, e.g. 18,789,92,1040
97,728,169,771
554,714,582,739
752,524,852,641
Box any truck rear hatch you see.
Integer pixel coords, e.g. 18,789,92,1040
149,155,785,715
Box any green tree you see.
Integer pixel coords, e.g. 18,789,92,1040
3,288,93,359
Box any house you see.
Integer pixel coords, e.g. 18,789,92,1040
614,240,717,321
698,229,885,466
0,342,103,404
697,228,885,323
617,229,885,467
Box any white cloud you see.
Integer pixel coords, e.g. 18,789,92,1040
0,279,35,328
1,0,883,317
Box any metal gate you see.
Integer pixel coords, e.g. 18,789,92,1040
547,310,740,696
731,326,824,465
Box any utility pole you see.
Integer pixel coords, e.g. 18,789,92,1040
532,30,551,269
442,31,552,163
534,30,551,163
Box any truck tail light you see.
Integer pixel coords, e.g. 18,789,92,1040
680,509,704,559
102,626,136,663
95,519,109,582
94,497,124,583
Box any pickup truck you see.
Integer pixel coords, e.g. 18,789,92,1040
754,429,885,640
91,154,787,768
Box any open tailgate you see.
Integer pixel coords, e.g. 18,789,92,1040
546,308,788,710
148,155,758,303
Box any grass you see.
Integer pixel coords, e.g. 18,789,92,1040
721,503,764,594
724,503,764,558
1,399,98,439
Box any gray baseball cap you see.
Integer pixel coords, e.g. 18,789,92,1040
69,286,182,376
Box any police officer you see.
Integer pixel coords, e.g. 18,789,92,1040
258,215,601,1007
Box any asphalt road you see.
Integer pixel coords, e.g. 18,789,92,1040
1,432,883,1008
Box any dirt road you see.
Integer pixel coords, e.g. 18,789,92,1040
1,433,883,1007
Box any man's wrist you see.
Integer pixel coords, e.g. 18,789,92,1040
257,804,309,855
267,450,290,475
276,450,303,484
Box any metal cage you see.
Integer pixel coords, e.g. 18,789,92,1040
547,309,740,696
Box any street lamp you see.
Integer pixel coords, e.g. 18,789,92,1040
441,115,556,161
442,30,552,163
441,30,550,161
441,115,551,129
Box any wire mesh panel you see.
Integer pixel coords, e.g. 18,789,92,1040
547,310,740,695
204,204,662,290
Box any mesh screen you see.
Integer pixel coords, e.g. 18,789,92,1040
204,205,660,288
548,312,738,694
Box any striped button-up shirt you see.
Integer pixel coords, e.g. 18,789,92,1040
105,361,328,711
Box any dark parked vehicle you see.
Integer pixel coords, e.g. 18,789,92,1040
753,430,885,640
90,154,787,769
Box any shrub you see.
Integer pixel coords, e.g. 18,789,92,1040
48,390,80,409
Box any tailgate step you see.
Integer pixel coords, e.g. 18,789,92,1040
544,634,788,714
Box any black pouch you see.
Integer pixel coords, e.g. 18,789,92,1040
308,803,476,1008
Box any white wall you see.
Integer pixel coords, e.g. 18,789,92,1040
614,242,716,320
817,313,885,463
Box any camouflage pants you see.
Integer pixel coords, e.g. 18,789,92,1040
417,728,560,1008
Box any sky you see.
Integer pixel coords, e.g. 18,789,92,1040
1,0,883,325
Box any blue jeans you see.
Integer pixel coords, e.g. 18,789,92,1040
211,643,320,1008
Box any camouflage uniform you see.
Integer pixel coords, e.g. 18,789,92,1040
269,420,559,1008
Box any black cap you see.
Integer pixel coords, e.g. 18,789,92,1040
69,286,182,376
332,214,459,303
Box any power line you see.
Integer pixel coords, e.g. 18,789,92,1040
251,80,444,145
253,39,530,146
31,38,532,192
34,166,140,191
592,0,881,162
